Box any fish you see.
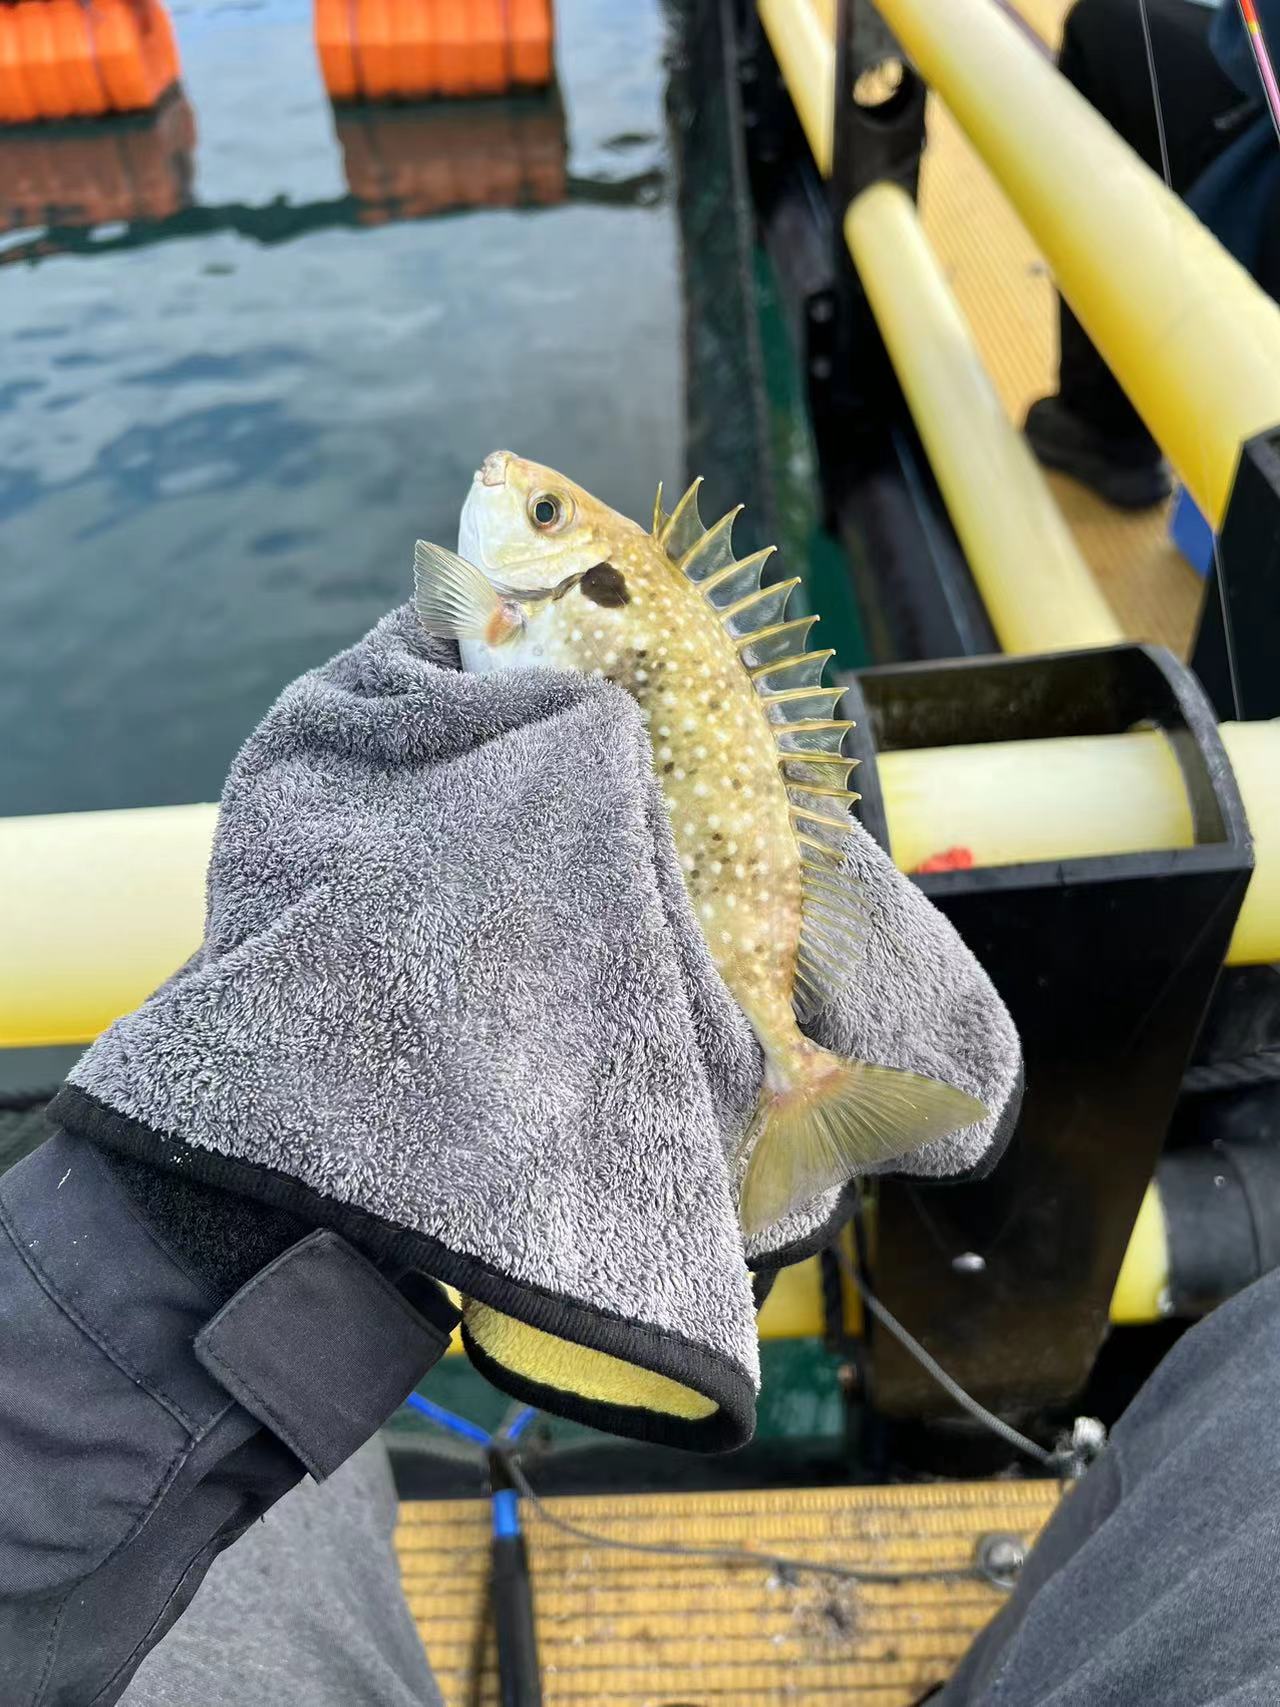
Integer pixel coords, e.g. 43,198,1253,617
413,450,986,1236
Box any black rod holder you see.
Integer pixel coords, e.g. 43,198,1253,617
1191,426,1280,722
846,643,1253,1421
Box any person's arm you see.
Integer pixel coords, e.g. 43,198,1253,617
0,1128,457,1707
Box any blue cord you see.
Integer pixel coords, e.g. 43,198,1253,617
402,1391,493,1446
401,1392,537,1448
503,1406,536,1443
492,1488,521,1538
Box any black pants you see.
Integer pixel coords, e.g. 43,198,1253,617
1055,0,1247,448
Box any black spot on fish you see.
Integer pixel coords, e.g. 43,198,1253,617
579,561,630,608
662,762,674,775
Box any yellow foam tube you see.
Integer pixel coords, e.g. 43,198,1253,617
878,721,1279,968
1223,721,1280,966
0,803,214,1048
757,1253,827,1338
1110,1182,1170,1325
2,722,1276,1049
877,728,1196,874
758,0,834,173
845,184,1121,653
864,0,1280,525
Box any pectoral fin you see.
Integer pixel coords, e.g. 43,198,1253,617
413,540,525,646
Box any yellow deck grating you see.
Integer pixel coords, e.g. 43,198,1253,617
396,1479,1059,1705
916,0,1204,655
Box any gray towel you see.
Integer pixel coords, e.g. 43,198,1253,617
53,605,1019,1450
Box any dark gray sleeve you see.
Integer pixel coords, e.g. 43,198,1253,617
941,1263,1280,1707
0,1131,456,1707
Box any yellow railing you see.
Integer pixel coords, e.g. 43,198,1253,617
845,184,1121,653
760,0,1280,631
756,0,1118,655
3,719,1275,1050
870,0,1280,528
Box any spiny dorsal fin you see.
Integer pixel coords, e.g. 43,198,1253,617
652,482,669,538
665,498,866,1017
662,486,868,1020
659,477,705,560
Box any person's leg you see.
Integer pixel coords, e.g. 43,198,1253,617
1027,0,1246,506
121,1439,443,1707
938,1262,1280,1705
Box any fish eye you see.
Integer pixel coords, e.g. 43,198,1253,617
529,491,571,532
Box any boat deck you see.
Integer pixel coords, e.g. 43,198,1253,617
396,1479,1059,1705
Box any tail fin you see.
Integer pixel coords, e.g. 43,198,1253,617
738,1048,987,1237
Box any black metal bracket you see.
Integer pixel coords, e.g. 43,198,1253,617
829,0,927,209
845,644,1253,1424
1191,426,1280,721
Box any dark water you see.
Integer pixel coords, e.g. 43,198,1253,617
0,0,684,816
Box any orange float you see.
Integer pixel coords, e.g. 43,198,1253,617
0,0,180,122
316,0,554,102
508,0,551,88
50,0,108,116
313,0,357,102
0,8,42,122
13,1,67,119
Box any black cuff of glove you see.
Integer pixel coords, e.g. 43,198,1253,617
98,1150,458,1336
194,1229,457,1480
101,1149,320,1303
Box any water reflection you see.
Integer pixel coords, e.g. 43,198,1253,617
337,95,567,221
0,91,196,242
0,0,683,817
0,88,662,266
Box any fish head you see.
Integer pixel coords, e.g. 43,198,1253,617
459,450,636,591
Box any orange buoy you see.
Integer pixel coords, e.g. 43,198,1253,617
351,0,396,100
387,0,432,98
0,8,42,123
314,0,358,102
50,0,107,114
0,0,180,123
431,0,467,96
469,0,505,94
90,0,153,111
317,0,552,101
13,1,70,120
141,0,179,94
508,0,551,87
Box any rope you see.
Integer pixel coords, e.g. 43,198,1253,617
1183,1048,1280,1095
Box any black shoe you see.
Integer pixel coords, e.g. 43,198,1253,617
1024,395,1172,511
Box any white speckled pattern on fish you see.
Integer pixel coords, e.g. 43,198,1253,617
441,453,989,1233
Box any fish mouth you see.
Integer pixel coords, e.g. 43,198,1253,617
478,450,509,488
